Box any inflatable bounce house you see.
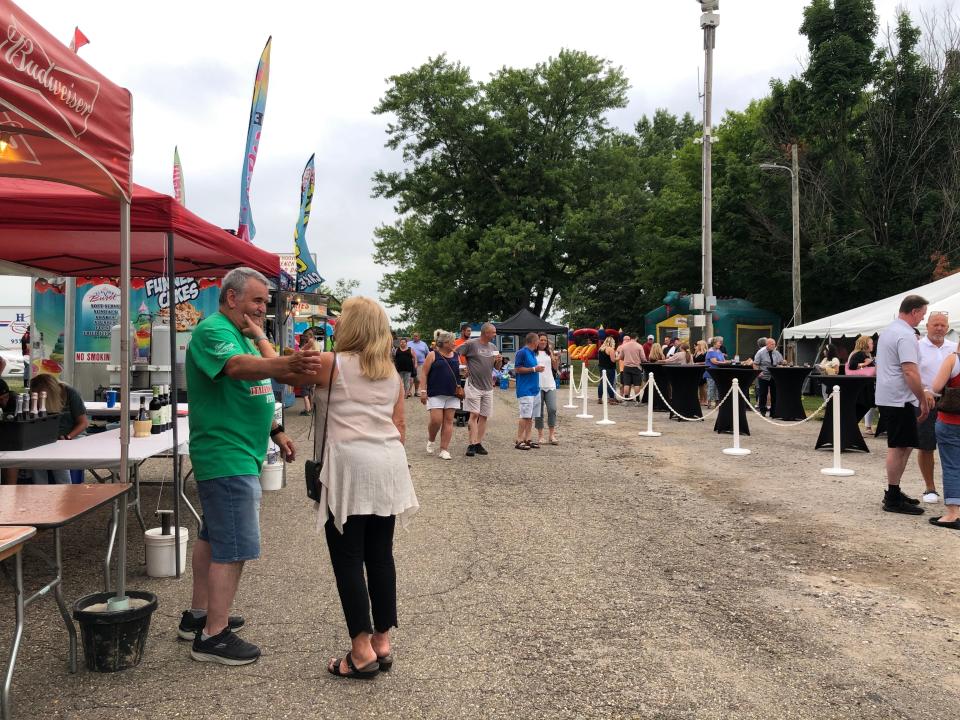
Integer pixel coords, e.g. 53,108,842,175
567,327,624,361
644,291,780,359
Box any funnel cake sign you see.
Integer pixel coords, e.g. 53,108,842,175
0,14,100,138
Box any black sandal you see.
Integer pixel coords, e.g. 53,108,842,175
377,652,393,672
327,651,380,679
929,516,960,530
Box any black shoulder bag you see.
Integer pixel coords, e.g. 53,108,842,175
937,352,960,414
305,352,336,502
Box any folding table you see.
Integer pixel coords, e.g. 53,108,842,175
0,485,129,715
0,526,35,720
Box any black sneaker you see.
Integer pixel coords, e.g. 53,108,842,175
178,610,245,640
465,445,476,457
474,444,489,456
889,487,921,505
190,628,260,665
883,491,925,515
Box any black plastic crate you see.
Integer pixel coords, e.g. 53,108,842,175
0,413,61,451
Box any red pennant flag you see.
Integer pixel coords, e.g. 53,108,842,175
69,27,90,53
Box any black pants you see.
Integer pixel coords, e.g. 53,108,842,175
324,514,398,638
757,377,776,414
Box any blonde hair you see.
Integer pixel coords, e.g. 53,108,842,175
694,340,708,355
333,297,396,381
648,343,666,361
434,330,455,347
853,335,872,354
30,374,63,412
602,336,616,350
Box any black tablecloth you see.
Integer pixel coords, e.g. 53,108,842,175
641,362,670,412
815,375,873,452
710,366,760,434
769,366,813,421
658,364,705,421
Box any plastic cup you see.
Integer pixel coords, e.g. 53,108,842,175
105,390,118,408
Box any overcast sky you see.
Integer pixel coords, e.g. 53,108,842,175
1,0,949,309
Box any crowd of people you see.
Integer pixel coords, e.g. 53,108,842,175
53,265,947,679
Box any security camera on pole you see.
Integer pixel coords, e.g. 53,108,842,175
696,0,719,341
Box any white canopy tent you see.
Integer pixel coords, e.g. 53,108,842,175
784,273,960,339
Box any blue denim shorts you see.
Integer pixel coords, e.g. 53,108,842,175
196,475,262,563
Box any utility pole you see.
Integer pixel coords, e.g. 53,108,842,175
791,143,801,325
697,0,719,341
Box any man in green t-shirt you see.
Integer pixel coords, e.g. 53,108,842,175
182,267,322,666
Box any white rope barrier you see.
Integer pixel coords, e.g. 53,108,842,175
821,385,855,476
722,378,751,456
653,377,732,422
603,373,648,403
737,386,830,427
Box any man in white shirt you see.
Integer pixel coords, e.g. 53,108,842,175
875,295,934,515
916,311,957,503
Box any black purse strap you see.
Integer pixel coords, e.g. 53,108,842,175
313,351,337,464
438,349,459,387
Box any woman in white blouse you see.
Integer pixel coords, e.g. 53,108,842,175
290,296,419,679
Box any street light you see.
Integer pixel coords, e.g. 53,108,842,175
760,143,802,326
696,0,719,341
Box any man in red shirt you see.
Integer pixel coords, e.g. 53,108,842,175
642,334,654,359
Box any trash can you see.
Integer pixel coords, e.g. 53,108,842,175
73,590,158,672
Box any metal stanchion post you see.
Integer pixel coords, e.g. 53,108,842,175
639,373,662,437
597,370,615,425
723,378,750,456
576,364,593,419
564,365,577,408
821,385,855,476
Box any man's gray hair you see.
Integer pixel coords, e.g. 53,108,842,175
481,322,497,334
220,267,269,305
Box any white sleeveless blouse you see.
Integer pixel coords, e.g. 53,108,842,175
314,353,419,533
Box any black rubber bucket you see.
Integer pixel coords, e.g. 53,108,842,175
72,590,158,672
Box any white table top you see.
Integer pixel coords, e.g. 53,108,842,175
0,417,189,470
85,402,188,418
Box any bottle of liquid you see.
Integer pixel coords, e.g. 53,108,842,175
20,393,30,421
149,385,162,435
38,391,47,418
137,395,148,421
14,393,24,421
162,385,171,431
29,393,38,420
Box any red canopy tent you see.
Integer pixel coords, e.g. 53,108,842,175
0,177,280,278
0,1,131,199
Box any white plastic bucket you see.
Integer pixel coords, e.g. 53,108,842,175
143,526,188,578
260,462,284,491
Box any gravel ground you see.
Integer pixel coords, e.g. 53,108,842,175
2,389,960,719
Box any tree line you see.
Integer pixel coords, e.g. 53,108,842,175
371,0,960,333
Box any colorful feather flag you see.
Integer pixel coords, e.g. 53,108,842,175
237,37,271,242
294,154,323,292
173,146,186,205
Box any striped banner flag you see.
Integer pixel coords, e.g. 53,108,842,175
294,154,323,292
237,37,271,242
173,146,186,205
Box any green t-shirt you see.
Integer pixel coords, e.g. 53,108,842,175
186,312,275,481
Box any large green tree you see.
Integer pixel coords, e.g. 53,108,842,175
372,50,632,330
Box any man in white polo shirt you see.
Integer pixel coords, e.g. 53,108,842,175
916,311,957,503
875,294,934,515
